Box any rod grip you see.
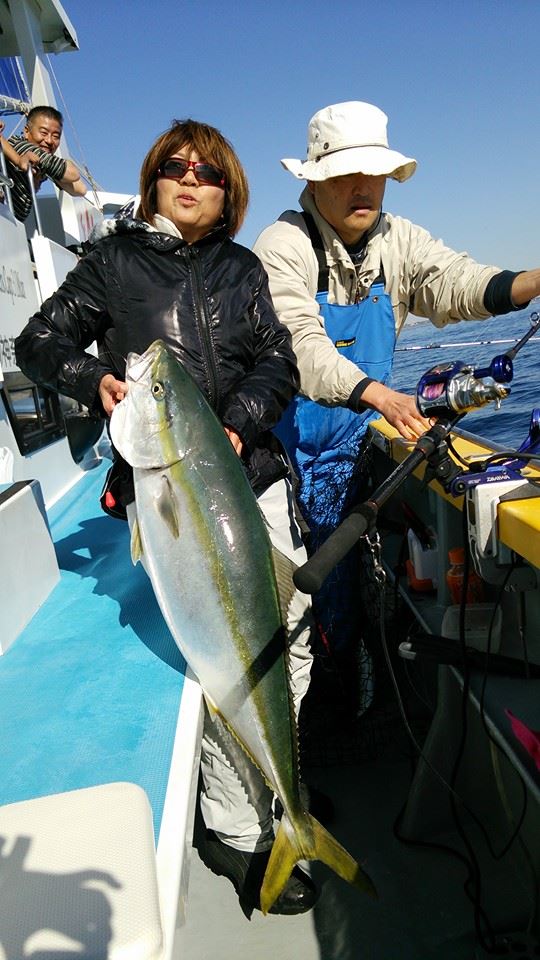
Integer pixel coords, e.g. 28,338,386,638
293,506,373,594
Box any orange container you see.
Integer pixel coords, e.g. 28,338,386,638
406,558,435,593
446,547,484,604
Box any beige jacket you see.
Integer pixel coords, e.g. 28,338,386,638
253,187,501,404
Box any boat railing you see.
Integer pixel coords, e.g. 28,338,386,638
0,145,15,218
448,421,510,453
0,139,132,246
24,163,44,235
0,139,44,233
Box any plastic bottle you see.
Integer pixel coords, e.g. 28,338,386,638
446,547,484,604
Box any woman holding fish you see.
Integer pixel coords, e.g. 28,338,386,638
15,119,336,916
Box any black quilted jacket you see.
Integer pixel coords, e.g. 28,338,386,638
15,218,299,494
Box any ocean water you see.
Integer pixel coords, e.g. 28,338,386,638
391,303,540,449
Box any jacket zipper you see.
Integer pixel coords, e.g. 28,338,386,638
184,246,220,409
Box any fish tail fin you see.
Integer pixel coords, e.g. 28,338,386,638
308,815,378,898
260,814,377,915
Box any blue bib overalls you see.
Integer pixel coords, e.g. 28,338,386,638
275,216,395,657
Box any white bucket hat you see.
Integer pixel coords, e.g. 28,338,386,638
281,101,417,183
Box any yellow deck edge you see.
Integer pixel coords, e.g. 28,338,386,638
370,419,540,569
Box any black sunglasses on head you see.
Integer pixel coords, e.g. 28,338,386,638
157,157,226,188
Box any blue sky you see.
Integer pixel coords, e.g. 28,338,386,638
19,0,540,268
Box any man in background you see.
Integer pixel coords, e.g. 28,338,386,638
5,105,86,222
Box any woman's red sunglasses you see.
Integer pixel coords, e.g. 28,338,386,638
157,158,226,188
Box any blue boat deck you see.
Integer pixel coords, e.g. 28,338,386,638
2,452,539,959
0,456,188,839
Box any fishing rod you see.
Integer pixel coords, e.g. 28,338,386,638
396,337,540,352
396,310,540,353
294,310,540,595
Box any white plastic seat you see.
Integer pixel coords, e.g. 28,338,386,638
0,782,163,960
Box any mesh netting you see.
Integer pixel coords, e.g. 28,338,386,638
299,568,433,767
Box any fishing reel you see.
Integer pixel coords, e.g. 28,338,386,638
416,360,510,419
416,309,540,420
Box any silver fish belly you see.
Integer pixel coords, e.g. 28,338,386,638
110,339,376,913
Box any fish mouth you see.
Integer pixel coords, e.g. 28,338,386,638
125,350,153,384
125,341,166,383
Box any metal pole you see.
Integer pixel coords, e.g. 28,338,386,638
26,167,43,235
0,148,15,217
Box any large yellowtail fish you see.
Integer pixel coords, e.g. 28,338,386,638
110,339,376,913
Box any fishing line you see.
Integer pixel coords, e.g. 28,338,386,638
479,451,540,469
376,568,498,948
445,510,534,951
5,114,25,136
445,434,474,469
401,638,436,714
476,560,528,858
477,566,538,932
489,741,538,934
517,591,531,680
436,442,540,485
376,507,532,952
45,54,103,208
373,555,514,852
442,506,497,951
381,314,540,947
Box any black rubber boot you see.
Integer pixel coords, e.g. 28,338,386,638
198,829,319,917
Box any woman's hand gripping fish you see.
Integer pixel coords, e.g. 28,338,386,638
110,339,377,913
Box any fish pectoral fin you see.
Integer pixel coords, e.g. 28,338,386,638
156,474,180,539
259,813,377,915
271,547,297,625
130,518,143,565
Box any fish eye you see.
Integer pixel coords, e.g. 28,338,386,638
152,381,165,399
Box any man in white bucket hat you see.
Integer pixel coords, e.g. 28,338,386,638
254,100,540,697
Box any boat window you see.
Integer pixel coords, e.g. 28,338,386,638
2,370,66,454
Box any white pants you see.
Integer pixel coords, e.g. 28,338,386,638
128,477,314,853
199,477,314,852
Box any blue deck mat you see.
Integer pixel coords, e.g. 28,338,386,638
0,458,187,837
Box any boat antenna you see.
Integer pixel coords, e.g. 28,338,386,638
45,53,103,211
5,113,26,136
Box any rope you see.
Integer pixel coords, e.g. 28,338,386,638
0,94,30,115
